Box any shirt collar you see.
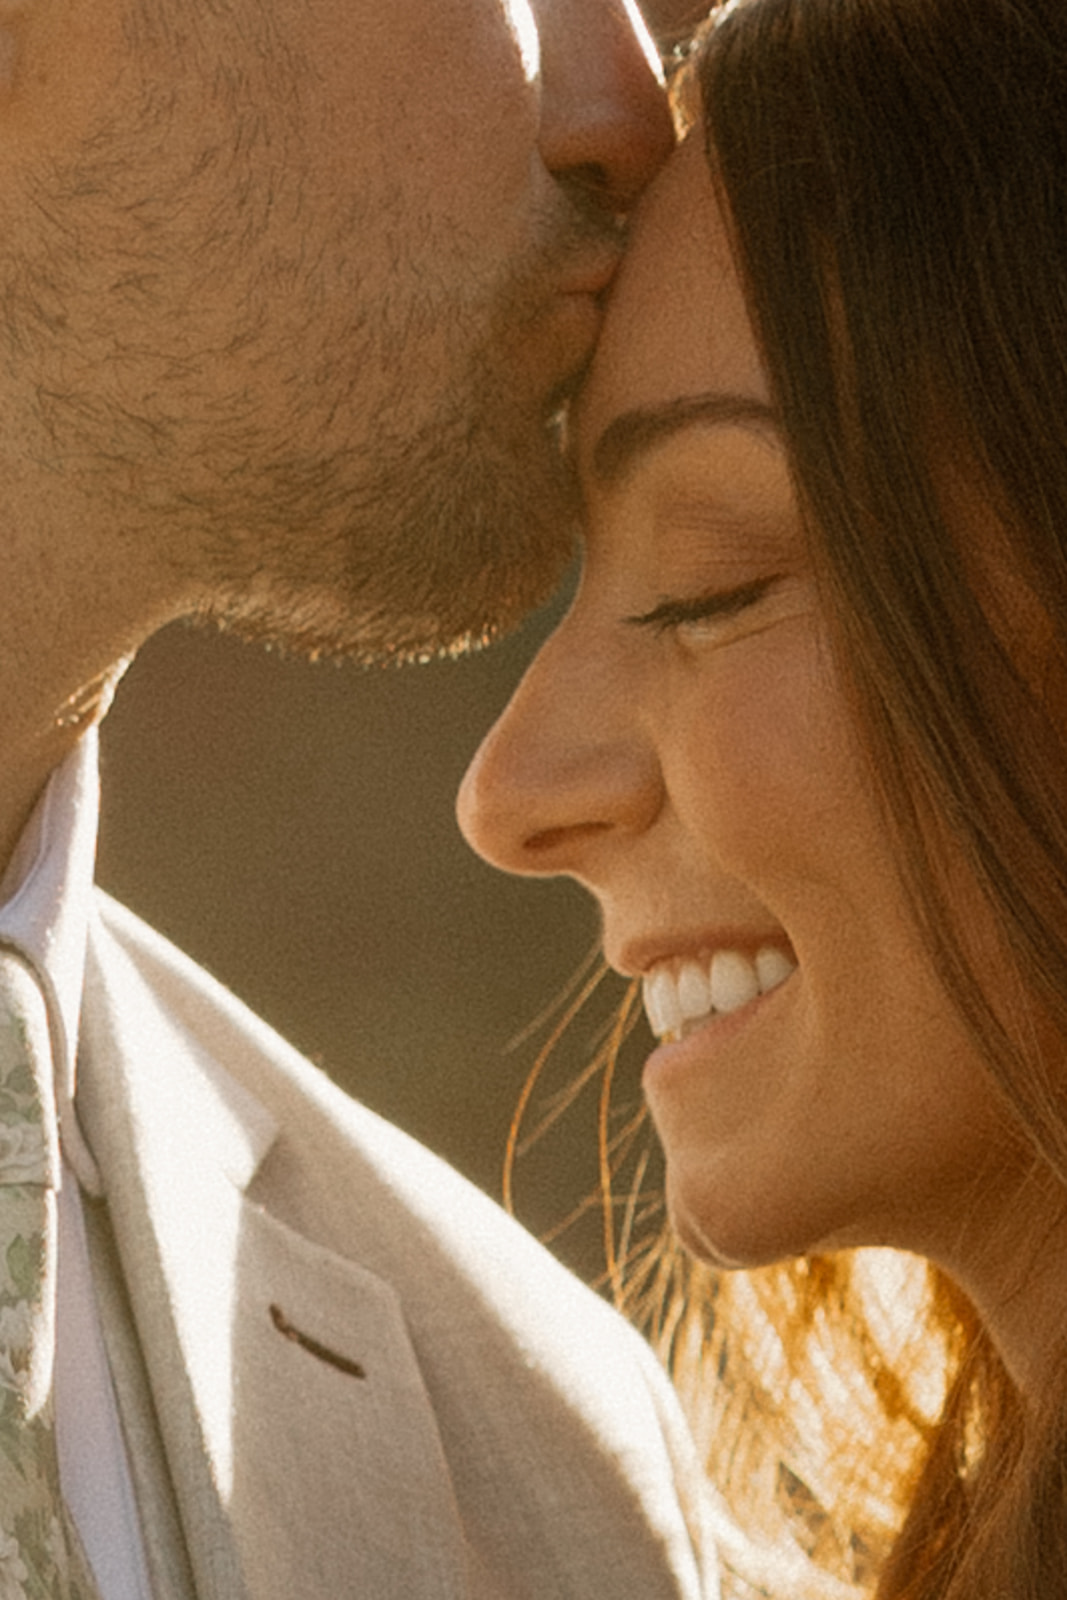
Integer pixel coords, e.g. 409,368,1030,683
0,729,102,1191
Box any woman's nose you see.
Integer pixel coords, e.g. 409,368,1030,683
457,620,664,881
535,0,675,211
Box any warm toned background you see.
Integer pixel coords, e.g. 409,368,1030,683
96,606,644,1278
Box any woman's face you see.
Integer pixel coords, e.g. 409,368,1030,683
457,137,1027,1276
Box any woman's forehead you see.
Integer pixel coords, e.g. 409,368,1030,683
577,134,771,478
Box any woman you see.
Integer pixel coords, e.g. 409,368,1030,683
458,0,1067,1594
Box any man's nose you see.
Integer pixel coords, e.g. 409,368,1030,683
535,0,676,212
457,620,664,882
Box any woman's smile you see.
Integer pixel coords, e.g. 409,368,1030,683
458,134,1032,1281
463,1,1067,1584
640,943,797,1042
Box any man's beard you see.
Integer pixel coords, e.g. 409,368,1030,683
0,28,603,667
193,327,584,666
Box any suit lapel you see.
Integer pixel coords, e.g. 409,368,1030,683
77,923,472,1600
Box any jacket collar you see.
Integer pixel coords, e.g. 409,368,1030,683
76,909,474,1600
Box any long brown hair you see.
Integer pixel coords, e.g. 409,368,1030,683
620,2,1067,1594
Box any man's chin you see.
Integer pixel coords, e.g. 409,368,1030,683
185,375,582,665
198,528,577,668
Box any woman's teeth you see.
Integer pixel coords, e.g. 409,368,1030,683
642,946,796,1042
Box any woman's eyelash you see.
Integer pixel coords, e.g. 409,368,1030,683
624,575,781,635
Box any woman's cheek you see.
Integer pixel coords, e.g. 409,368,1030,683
667,625,860,882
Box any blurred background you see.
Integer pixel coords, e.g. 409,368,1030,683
96,608,654,1283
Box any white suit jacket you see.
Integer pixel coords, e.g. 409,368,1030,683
73,894,716,1600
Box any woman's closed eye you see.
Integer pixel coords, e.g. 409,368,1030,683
624,574,783,641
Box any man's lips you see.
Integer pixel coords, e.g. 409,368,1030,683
554,238,625,299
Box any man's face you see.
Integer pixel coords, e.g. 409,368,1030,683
0,0,672,662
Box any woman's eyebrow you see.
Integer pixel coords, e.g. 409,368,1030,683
591,393,780,487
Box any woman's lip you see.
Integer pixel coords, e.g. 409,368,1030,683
641,967,796,1086
612,926,794,978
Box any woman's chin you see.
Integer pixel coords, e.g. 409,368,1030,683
663,1169,809,1274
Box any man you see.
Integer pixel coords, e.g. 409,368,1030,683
0,1,716,1596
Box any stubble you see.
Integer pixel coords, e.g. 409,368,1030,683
0,18,605,663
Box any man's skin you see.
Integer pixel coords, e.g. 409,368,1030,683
0,0,689,888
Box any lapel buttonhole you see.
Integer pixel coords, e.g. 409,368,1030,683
269,1302,367,1380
